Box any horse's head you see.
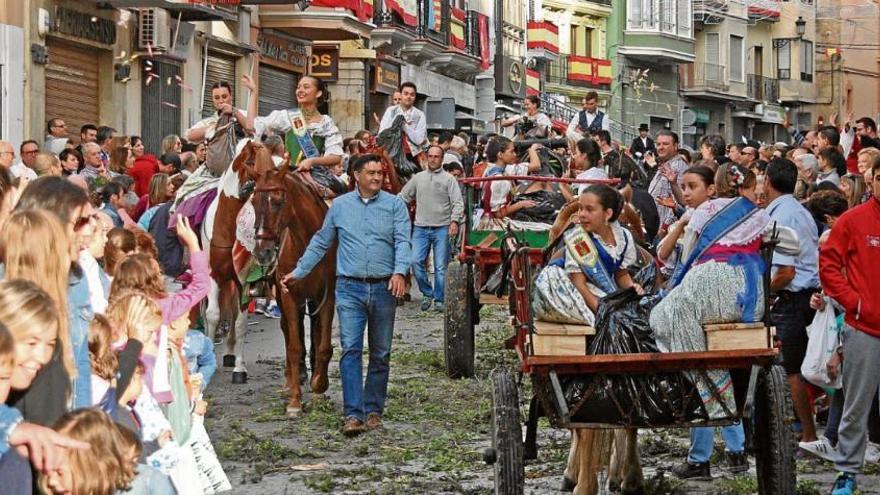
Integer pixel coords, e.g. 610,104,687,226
251,156,293,267
231,140,275,185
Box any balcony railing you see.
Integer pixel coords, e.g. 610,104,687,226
545,54,612,88
746,74,779,102
681,62,729,92
747,0,781,22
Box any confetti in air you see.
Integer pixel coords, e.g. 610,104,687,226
161,102,179,108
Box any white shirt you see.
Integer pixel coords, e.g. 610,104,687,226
566,110,611,140
575,167,609,195
9,161,37,181
252,111,344,157
79,250,108,314
379,105,428,156
484,163,530,212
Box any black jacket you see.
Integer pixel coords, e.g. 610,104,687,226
9,344,70,427
629,136,655,158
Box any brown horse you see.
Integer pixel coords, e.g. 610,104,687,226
204,140,267,381
250,157,337,416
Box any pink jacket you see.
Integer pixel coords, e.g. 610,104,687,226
157,251,210,324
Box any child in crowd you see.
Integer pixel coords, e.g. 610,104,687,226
40,409,137,495
105,227,138,280
89,314,119,416
80,211,113,314
183,327,216,392
0,322,32,493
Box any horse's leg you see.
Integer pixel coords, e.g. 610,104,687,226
608,429,624,491
279,292,304,416
573,430,600,495
310,293,335,396
563,430,581,488
278,301,292,392
620,429,643,495
205,280,221,344
231,309,248,383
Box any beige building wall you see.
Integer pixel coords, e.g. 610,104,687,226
813,0,880,122
774,1,817,104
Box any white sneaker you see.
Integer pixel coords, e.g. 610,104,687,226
865,441,880,464
799,437,838,462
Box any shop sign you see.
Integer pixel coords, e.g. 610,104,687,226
258,32,310,73
494,56,525,98
761,103,785,124
374,60,400,95
53,7,116,45
693,108,711,125
508,61,523,95
310,47,339,82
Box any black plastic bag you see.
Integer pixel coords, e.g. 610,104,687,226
376,115,421,180
562,288,705,426
508,189,566,223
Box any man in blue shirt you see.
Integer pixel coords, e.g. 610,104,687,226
282,154,411,436
764,157,820,447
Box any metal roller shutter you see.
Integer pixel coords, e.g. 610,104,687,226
141,60,181,154
202,53,237,118
258,64,298,116
45,40,100,140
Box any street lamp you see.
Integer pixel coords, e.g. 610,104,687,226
773,16,807,48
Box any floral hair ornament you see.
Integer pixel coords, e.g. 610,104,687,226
729,165,746,187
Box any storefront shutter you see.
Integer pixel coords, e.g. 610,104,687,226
141,60,181,154
202,54,237,118
45,39,100,141
258,64,298,116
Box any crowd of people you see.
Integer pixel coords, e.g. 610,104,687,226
0,69,878,495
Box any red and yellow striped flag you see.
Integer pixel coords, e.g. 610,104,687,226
526,68,540,96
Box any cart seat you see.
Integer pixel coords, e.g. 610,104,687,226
703,322,773,351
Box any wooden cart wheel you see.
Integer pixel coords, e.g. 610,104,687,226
444,261,475,378
491,370,524,495
753,364,797,495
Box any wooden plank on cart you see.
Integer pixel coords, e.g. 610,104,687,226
525,348,778,374
479,293,509,305
703,322,771,351
533,321,596,336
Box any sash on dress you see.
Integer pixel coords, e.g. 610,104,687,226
667,197,758,291
285,109,325,163
563,226,623,295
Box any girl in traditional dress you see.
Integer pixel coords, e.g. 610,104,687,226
532,184,640,326
244,75,346,197
650,163,798,419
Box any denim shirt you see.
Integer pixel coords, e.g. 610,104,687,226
767,194,820,292
68,268,94,409
292,190,412,279
101,204,124,228
183,330,217,391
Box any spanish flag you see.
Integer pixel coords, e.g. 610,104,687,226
385,0,418,26
450,7,466,50
526,68,540,96
568,55,593,83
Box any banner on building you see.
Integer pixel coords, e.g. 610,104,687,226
427,0,443,32
526,21,559,54
450,7,466,50
310,0,373,21
385,0,419,26
477,13,490,70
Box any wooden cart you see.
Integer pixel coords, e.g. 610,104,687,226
483,235,798,495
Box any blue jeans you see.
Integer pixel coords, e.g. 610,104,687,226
688,424,745,463
336,277,397,421
411,225,450,303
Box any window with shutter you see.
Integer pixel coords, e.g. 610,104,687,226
706,33,720,81
777,43,791,80
730,35,743,82
800,40,813,82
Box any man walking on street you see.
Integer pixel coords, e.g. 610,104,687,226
763,158,821,451
820,155,880,495
398,145,464,313
282,154,411,437
647,130,688,233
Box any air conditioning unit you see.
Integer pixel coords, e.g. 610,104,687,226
138,8,171,52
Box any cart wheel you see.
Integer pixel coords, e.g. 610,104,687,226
753,364,797,495
444,261,475,378
491,371,524,495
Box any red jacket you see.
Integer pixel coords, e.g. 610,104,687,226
129,155,159,197
819,197,880,337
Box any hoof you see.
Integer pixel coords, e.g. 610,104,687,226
310,375,329,394
222,354,236,368
231,371,247,384
286,406,302,418
608,480,620,493
560,476,576,492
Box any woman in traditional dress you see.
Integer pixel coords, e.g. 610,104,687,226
532,184,640,327
244,75,345,197
649,163,799,419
